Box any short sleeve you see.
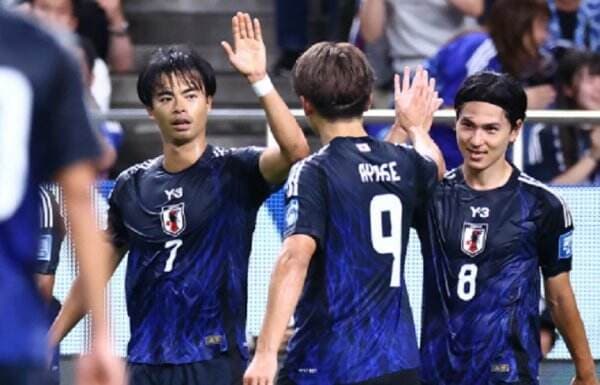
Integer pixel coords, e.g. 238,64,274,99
538,194,574,278
36,187,65,274
107,181,129,249
41,48,101,179
283,160,327,247
415,151,439,201
231,146,274,203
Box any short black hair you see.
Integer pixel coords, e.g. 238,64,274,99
455,71,527,127
137,45,216,107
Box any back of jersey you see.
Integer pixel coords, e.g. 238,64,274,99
283,136,437,384
0,10,98,366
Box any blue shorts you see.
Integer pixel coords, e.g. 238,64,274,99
0,365,53,385
128,349,245,385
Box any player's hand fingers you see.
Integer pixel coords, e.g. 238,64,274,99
231,15,241,45
402,66,410,93
221,41,235,59
254,18,263,42
244,13,255,40
236,12,248,39
394,73,401,102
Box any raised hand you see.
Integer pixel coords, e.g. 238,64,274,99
393,66,443,133
221,12,267,83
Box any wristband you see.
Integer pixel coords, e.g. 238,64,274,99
109,21,129,36
251,75,274,98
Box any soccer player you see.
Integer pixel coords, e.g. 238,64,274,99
36,185,66,385
243,43,445,385
0,8,123,385
413,71,598,385
52,12,309,385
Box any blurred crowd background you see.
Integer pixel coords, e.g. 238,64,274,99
4,0,600,186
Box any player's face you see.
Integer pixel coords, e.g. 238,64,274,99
456,102,519,172
148,73,212,146
32,0,77,31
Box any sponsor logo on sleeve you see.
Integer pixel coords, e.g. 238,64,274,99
37,234,52,261
558,231,573,260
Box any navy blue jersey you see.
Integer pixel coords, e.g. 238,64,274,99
415,167,573,385
36,186,65,275
282,137,438,384
0,10,99,365
108,145,272,364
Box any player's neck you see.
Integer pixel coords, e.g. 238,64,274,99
462,159,513,190
162,139,207,173
317,118,367,145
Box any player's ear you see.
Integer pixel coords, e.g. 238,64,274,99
300,96,315,116
509,119,523,143
206,96,213,111
146,106,156,121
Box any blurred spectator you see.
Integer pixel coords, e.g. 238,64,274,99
274,0,358,74
76,36,120,176
526,50,600,184
547,0,600,55
359,0,480,76
425,0,557,168
25,0,134,111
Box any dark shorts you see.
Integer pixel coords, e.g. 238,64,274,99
277,367,420,385
0,365,53,385
128,349,246,385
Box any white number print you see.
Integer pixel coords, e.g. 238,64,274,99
164,239,183,272
457,263,478,301
0,68,33,221
370,194,403,287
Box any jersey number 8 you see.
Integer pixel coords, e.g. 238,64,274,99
370,194,403,288
457,263,478,301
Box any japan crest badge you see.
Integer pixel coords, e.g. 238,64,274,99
461,222,488,257
160,203,186,236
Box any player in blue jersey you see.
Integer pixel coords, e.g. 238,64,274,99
0,8,123,385
36,185,65,385
413,71,598,385
243,43,445,385
52,12,309,385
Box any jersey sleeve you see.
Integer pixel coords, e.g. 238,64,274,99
35,187,65,275
41,47,101,179
283,159,327,247
231,146,274,203
107,178,129,249
538,193,574,278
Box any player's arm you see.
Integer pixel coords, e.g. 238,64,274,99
544,274,598,385
49,244,127,346
386,66,446,178
244,235,316,385
359,0,386,43
222,12,310,185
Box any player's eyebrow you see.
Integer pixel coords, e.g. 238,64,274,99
155,89,174,97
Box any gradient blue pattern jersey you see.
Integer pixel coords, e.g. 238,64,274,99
0,10,99,365
415,166,573,385
108,145,272,364
283,137,438,384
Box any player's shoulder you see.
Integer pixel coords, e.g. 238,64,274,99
517,172,568,208
115,156,162,185
221,145,264,161
285,149,327,196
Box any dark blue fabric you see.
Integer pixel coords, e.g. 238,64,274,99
282,137,437,384
415,167,573,385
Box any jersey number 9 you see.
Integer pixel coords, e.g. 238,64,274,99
370,194,403,287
